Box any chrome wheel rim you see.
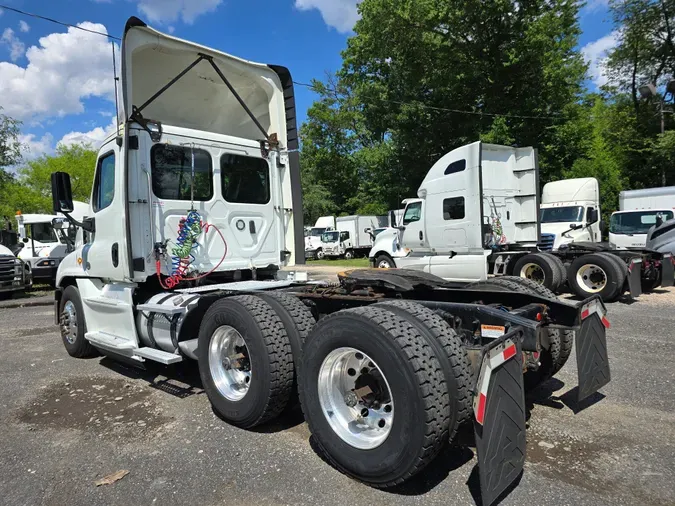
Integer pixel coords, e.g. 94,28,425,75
60,300,77,344
377,259,391,269
316,249,325,260
576,264,607,293
318,347,394,450
208,326,252,401
520,263,545,284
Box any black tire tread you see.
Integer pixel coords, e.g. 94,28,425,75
541,252,567,289
262,292,316,347
60,285,97,358
513,253,561,292
300,306,449,487
493,275,557,299
571,253,623,302
204,295,294,426
375,300,473,433
552,329,574,375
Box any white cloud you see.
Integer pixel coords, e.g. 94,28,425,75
19,133,54,160
584,0,609,12
131,0,222,25
0,22,118,122
58,117,118,148
19,20,30,33
1,28,26,61
295,0,360,33
582,31,619,87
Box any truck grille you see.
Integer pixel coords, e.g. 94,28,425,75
0,256,18,285
538,233,555,251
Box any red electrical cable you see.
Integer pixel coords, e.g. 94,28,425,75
156,222,228,290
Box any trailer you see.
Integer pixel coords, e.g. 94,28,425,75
49,18,612,506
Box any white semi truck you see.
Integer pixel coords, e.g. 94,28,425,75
538,178,674,292
609,186,675,249
367,144,673,302
50,18,613,505
15,203,88,285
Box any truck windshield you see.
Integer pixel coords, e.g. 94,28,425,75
29,223,58,243
309,227,326,237
610,210,674,234
322,231,339,242
540,206,584,223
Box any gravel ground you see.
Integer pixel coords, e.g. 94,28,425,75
0,287,674,506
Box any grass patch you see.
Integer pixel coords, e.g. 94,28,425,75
308,258,370,268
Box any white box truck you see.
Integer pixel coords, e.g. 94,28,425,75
47,18,613,504
320,215,382,259
609,186,675,249
304,215,335,259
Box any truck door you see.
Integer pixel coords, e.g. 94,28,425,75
82,141,128,279
400,201,429,251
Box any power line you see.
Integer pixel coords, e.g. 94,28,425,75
0,4,121,40
293,80,564,121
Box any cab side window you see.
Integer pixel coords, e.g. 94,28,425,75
443,197,465,220
403,202,422,225
340,231,350,241
93,152,115,212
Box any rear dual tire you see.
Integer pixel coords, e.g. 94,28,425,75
299,306,452,487
567,253,624,302
512,253,564,292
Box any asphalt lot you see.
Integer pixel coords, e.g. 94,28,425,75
1,287,674,506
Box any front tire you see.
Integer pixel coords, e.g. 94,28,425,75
374,254,396,269
344,250,354,260
198,295,294,428
59,285,97,358
316,248,325,260
299,307,449,487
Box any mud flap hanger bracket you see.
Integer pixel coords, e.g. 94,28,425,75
127,52,279,155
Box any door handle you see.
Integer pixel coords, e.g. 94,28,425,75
249,220,256,234
111,243,119,267
419,231,424,240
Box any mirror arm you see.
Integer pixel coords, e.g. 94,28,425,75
62,211,95,234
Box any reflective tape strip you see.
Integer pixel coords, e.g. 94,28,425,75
474,338,517,426
581,300,610,328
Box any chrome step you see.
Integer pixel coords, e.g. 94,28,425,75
134,347,183,365
85,331,136,350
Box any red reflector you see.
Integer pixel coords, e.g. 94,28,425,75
601,316,610,329
581,309,590,320
476,393,487,425
536,312,543,321
503,344,517,360
533,351,540,359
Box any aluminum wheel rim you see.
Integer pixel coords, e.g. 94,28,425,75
520,263,545,284
316,249,325,259
60,300,77,344
208,326,252,401
318,347,394,450
576,264,607,293
378,259,391,269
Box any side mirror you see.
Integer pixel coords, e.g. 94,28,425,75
22,237,29,243
589,209,599,224
364,227,371,233
569,223,583,230
389,210,397,228
52,217,68,230
51,172,74,213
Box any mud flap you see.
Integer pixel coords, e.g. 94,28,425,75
662,254,674,287
627,258,642,298
576,301,611,402
473,335,526,506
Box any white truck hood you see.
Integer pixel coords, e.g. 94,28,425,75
122,17,289,144
540,222,586,248
0,245,14,257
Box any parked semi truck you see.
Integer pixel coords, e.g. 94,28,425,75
49,18,612,506
304,215,335,259
15,204,87,285
610,186,675,249
367,144,668,302
539,178,674,293
320,215,384,259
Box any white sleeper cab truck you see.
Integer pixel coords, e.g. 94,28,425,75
539,178,601,250
51,18,614,505
304,215,335,259
368,143,662,302
609,186,675,249
321,215,381,259
15,203,87,285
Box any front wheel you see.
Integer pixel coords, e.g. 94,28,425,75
374,254,396,269
344,250,354,260
316,248,325,260
59,285,98,358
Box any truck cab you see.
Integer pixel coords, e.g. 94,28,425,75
304,215,335,259
609,209,674,249
369,142,539,281
539,178,601,250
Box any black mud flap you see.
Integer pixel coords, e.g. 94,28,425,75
575,312,611,402
662,254,674,287
627,258,642,298
473,338,526,506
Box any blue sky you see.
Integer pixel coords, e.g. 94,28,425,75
0,0,617,159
